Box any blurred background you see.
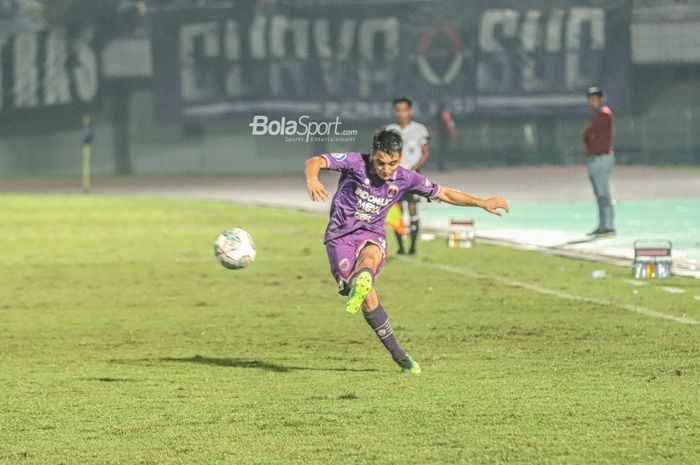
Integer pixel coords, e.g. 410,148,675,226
1,0,699,177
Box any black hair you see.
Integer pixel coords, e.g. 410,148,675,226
392,97,413,108
586,86,603,97
372,128,403,156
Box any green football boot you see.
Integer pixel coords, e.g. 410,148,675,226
399,354,421,374
345,270,373,315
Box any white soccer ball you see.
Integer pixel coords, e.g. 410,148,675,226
214,228,256,270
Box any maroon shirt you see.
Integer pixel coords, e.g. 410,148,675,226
582,105,614,155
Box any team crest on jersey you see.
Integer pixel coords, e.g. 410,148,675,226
387,184,399,198
338,257,350,272
331,153,346,161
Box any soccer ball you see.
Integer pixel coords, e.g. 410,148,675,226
214,228,256,269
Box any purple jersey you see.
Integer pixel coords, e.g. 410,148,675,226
321,152,442,242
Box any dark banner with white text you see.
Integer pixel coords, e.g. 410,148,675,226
0,26,105,123
151,0,630,122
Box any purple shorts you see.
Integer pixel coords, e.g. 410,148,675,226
325,232,387,296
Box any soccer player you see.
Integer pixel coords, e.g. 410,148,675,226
386,97,430,255
304,129,509,374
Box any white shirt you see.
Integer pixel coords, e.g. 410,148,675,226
385,120,430,169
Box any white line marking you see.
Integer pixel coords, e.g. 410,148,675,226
660,286,685,295
401,258,699,325
694,296,700,302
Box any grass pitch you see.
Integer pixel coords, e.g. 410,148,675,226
1,195,698,465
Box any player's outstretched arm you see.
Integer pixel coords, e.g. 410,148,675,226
436,187,509,217
304,156,331,201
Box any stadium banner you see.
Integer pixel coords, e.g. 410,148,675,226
0,26,105,122
150,0,630,122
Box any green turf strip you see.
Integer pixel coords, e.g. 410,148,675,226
422,199,700,262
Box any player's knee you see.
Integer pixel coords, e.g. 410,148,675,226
357,245,382,270
357,255,378,270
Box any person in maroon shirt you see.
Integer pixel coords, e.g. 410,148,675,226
434,101,458,172
581,86,615,236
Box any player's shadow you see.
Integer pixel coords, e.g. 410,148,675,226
130,355,377,373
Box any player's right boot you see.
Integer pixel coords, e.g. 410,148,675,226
398,354,421,374
346,270,373,315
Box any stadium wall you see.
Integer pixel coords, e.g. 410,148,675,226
1,1,699,177
1,82,698,177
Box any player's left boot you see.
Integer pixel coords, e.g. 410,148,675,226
398,354,421,374
346,270,373,315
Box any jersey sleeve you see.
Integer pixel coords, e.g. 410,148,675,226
319,152,363,172
406,170,441,199
321,152,364,171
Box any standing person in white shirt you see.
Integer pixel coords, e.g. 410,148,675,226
386,97,431,255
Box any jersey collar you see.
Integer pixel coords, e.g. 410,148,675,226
367,163,399,182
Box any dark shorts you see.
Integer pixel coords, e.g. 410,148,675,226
399,168,421,203
399,191,421,203
325,232,387,296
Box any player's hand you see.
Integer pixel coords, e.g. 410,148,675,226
307,179,330,202
483,196,509,217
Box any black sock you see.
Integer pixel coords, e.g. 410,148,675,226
363,304,408,365
394,231,405,253
409,216,419,253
